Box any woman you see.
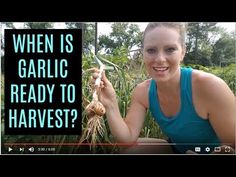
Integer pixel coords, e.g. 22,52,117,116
91,22,235,154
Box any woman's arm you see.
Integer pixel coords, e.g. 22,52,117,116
196,72,235,150
106,83,147,143
90,68,148,143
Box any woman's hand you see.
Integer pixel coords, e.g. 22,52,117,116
88,68,117,108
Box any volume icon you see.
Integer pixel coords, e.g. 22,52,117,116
28,147,34,152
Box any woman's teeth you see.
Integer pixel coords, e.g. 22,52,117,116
153,67,168,71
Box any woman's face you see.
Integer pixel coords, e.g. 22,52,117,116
143,27,185,82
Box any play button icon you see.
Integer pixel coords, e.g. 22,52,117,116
8,147,13,152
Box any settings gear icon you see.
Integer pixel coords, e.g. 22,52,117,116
205,147,210,152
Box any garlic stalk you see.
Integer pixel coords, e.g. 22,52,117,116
92,61,105,101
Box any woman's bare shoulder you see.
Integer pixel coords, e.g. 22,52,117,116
192,69,234,100
135,79,152,92
192,69,227,90
132,79,152,108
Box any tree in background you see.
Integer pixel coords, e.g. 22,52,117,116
66,22,95,53
2,22,16,29
98,23,143,56
184,22,235,67
24,22,53,29
211,31,235,67
185,22,218,66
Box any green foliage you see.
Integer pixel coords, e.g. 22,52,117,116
1,22,16,29
1,76,4,123
98,23,142,55
140,111,167,139
66,22,96,53
1,56,4,74
24,22,54,29
184,23,235,67
105,46,130,66
211,32,235,66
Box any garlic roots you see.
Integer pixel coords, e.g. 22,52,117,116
80,66,106,147
85,100,106,117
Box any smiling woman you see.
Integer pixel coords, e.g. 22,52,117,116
90,22,236,154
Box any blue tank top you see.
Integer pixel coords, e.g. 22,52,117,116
148,67,220,154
